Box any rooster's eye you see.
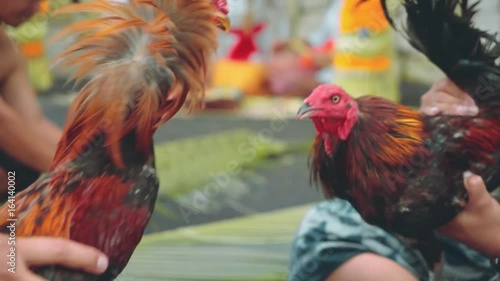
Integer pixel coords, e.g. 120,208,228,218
331,95,340,103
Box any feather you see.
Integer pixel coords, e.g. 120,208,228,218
381,0,500,104
51,0,219,169
0,1,223,280
0,163,159,280
304,1,500,268
311,96,426,218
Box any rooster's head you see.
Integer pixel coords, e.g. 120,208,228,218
297,84,359,144
213,0,230,31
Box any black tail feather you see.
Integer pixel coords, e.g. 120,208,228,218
382,0,500,104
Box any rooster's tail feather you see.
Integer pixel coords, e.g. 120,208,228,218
381,0,500,103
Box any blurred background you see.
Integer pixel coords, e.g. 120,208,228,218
7,0,500,280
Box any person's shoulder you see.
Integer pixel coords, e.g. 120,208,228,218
287,199,430,281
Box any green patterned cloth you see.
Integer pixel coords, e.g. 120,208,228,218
288,199,498,281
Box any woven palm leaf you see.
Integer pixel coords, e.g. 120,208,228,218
120,204,313,281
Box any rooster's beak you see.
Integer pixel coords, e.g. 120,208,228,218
296,103,314,120
215,12,231,32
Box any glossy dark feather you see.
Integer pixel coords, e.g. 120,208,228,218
381,0,500,105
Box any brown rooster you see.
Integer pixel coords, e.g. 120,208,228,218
297,0,499,269
0,0,229,280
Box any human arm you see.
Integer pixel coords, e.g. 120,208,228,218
420,77,500,257
419,78,478,116
288,200,426,281
325,253,418,281
1,46,62,148
308,77,496,281
321,163,499,281
320,174,500,281
0,29,61,172
0,97,56,172
0,234,108,281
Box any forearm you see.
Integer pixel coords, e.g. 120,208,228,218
0,100,55,172
0,45,62,162
440,200,500,258
468,229,500,258
36,118,63,148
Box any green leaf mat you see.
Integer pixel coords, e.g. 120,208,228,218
121,204,313,281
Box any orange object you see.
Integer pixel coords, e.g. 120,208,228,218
299,54,315,69
19,41,45,58
339,0,389,33
293,39,335,70
40,0,50,13
333,53,390,72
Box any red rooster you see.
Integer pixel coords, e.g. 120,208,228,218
0,0,229,280
297,0,500,268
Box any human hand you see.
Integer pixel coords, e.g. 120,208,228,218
420,78,478,116
438,172,500,257
0,234,109,281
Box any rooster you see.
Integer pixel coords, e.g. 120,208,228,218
297,0,499,269
0,0,230,280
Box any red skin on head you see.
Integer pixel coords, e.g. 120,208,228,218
302,85,359,154
214,0,228,14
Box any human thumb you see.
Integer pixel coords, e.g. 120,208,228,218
463,171,490,209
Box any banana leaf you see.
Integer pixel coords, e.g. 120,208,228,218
120,204,313,281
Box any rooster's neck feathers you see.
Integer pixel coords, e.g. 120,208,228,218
311,97,424,200
50,0,219,169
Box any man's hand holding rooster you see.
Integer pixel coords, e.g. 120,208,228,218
422,78,500,257
0,235,108,281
